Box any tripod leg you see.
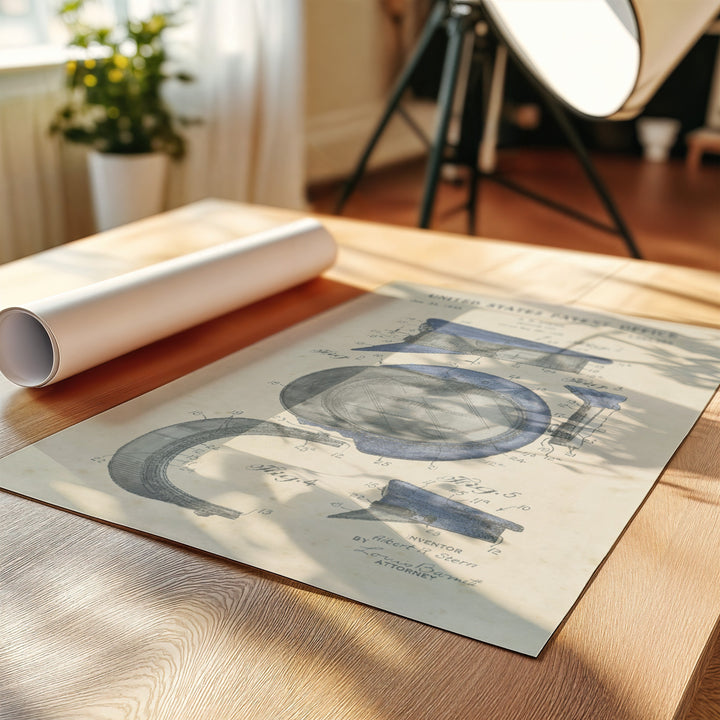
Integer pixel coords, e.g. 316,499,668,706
540,90,643,259
467,157,480,235
439,22,476,183
466,34,501,235
478,43,507,174
334,0,447,214
419,9,474,228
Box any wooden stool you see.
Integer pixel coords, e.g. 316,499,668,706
686,127,720,170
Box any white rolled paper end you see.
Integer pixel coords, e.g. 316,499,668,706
0,309,58,387
0,218,337,388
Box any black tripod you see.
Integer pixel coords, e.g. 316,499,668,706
334,0,642,259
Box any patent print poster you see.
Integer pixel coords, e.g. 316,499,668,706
3,284,719,656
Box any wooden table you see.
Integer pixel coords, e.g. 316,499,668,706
1,199,719,720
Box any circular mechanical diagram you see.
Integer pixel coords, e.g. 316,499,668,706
280,364,551,461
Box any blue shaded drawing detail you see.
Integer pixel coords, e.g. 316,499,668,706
549,385,627,448
564,385,625,410
356,318,612,372
108,417,343,518
329,479,523,543
280,364,551,461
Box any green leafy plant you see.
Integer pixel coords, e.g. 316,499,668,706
50,1,193,158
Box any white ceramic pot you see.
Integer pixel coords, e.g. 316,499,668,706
636,117,681,163
87,151,169,231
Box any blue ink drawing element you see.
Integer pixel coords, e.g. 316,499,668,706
549,385,627,448
329,479,523,543
356,318,612,372
108,417,343,518
563,385,626,410
280,364,551,461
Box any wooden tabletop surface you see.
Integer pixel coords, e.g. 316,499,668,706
0,199,718,720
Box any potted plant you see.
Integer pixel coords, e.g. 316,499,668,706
50,0,193,231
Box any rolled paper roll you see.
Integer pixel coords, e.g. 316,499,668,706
0,218,337,387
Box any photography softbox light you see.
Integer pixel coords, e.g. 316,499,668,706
483,0,720,119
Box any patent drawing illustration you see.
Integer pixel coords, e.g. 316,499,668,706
280,364,552,461
549,386,627,448
109,316,625,520
5,284,711,658
108,416,343,517
329,478,524,543
356,318,613,372
0,284,720,656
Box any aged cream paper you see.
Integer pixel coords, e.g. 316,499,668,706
2,283,719,656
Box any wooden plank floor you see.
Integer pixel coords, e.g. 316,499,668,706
310,148,720,272
310,147,720,719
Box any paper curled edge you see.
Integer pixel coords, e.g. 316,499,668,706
0,218,337,388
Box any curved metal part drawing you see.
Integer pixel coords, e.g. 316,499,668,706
330,479,523,542
355,318,612,372
280,364,551,461
564,385,626,410
108,417,343,518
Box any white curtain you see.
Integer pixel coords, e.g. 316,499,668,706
0,0,306,263
167,0,307,211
